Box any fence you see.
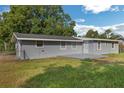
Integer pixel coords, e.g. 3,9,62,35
0,42,15,54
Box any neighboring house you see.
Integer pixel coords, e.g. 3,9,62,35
12,33,119,60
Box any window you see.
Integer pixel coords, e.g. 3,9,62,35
71,42,76,49
112,43,114,48
36,41,44,48
97,42,101,50
60,42,66,49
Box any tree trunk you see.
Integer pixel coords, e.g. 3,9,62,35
4,42,7,51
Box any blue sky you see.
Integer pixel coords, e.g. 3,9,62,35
1,5,124,36
63,5,124,26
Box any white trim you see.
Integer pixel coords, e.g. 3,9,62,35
71,42,77,49
60,41,66,50
16,37,83,42
35,41,44,48
97,42,101,50
11,33,18,42
13,33,18,39
75,37,119,42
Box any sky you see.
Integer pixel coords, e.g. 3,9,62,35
1,5,124,36
63,5,124,36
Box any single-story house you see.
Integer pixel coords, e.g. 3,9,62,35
12,33,119,60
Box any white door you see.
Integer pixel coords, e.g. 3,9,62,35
83,42,89,54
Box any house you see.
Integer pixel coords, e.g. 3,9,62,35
12,33,119,60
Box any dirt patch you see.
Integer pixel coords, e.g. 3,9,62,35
0,55,17,63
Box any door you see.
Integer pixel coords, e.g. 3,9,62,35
83,42,89,54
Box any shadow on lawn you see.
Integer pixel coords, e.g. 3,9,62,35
21,61,124,88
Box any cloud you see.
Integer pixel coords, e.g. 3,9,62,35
83,5,112,14
110,6,120,12
74,23,124,36
75,19,85,23
0,6,10,14
82,5,122,14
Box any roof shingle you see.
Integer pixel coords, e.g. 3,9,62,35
14,33,81,41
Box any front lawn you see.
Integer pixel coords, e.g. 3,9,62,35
96,53,124,63
0,56,81,87
0,54,124,88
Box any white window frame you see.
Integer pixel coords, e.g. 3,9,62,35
35,41,44,48
71,42,77,49
112,43,115,49
60,41,66,50
97,42,101,50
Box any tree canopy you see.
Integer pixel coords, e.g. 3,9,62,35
85,29,99,38
85,29,122,39
0,6,76,40
0,5,76,51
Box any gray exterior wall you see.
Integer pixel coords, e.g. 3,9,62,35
17,40,82,59
83,41,119,54
15,40,119,60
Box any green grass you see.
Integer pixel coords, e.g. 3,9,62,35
21,61,124,88
1,54,124,87
96,53,124,63
0,57,81,87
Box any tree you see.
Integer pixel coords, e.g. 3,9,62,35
0,5,76,51
109,33,122,39
85,29,99,38
99,33,107,39
85,29,123,39
99,29,122,39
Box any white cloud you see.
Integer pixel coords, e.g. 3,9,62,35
75,19,85,23
83,5,122,14
110,6,120,12
74,23,124,36
0,6,10,14
83,5,112,14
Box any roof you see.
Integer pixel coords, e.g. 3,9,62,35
13,33,119,42
75,37,119,42
13,33,82,42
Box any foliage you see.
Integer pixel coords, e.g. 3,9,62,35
85,29,122,39
0,5,76,51
0,39,4,51
85,29,99,38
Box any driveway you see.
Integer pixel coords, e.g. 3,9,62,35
62,53,106,59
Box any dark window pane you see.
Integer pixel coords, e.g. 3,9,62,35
37,41,43,47
61,42,66,48
112,43,114,48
